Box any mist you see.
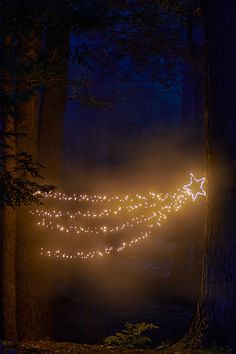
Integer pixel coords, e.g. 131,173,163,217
31,70,205,345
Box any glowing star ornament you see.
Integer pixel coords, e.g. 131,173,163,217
183,173,206,201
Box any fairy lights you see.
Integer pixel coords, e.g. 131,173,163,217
33,173,206,260
30,198,163,219
40,231,152,260
39,191,134,203
32,191,187,236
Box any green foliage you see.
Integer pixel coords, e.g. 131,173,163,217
0,151,54,208
103,322,158,348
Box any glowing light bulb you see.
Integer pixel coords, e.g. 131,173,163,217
32,173,206,261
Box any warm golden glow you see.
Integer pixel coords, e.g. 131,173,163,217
33,173,206,260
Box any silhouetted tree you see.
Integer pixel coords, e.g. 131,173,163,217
0,3,52,340
38,21,70,184
0,0,119,340
180,0,236,350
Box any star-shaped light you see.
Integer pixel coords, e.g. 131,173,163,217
183,173,206,201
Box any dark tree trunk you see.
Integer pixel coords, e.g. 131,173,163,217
0,34,17,340
39,23,69,184
37,22,70,339
182,0,236,350
15,96,43,340
181,5,204,146
15,33,46,340
1,116,17,341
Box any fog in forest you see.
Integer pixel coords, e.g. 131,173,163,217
30,67,205,345
2,1,236,351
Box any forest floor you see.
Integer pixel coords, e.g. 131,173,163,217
0,341,230,354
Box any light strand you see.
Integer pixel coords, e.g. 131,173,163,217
36,173,206,261
33,191,187,236
39,190,188,260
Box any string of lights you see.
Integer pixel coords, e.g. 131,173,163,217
33,191,188,236
40,230,152,260
30,195,168,219
37,191,139,203
35,173,206,260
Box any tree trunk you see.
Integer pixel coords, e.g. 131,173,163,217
39,23,70,184
1,115,17,340
37,22,70,339
15,32,46,340
15,94,42,340
181,6,204,146
0,33,17,340
182,0,236,350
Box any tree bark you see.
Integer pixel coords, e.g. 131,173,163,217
182,0,236,350
15,32,45,340
181,6,204,146
0,33,17,340
15,94,42,340
1,115,17,341
37,22,70,339
39,23,70,184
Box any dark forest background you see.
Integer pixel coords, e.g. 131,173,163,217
1,0,236,351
